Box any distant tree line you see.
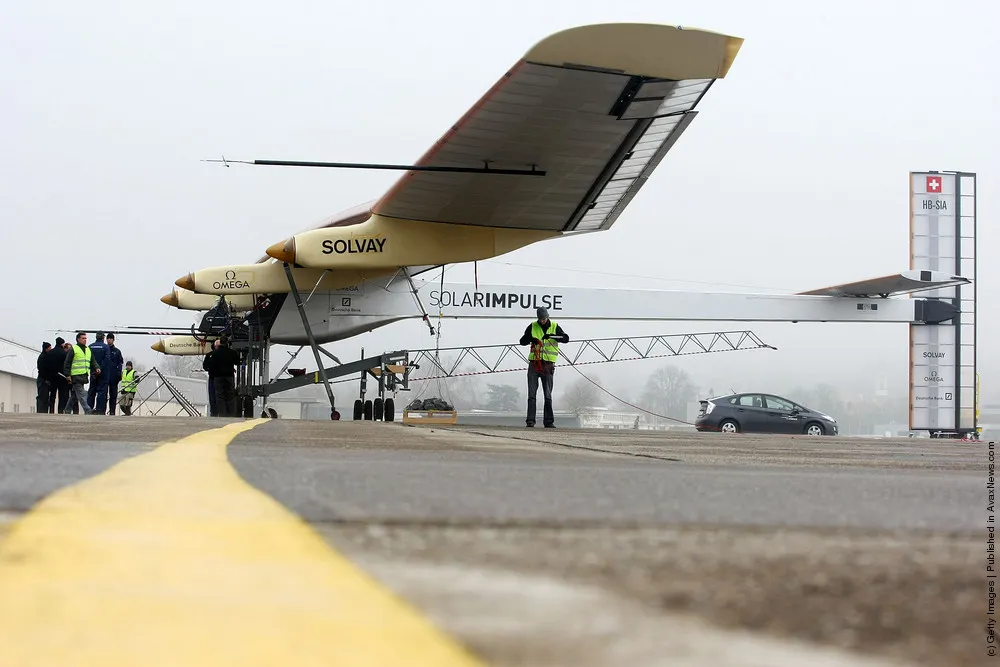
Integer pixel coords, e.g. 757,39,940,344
412,357,702,422
409,357,909,435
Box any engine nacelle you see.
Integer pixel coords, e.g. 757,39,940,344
161,287,258,311
151,335,216,356
175,262,392,295
265,215,558,269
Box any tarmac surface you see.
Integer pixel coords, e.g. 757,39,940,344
0,414,986,666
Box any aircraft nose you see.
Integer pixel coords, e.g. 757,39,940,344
266,237,296,263
161,290,179,307
151,340,165,353
174,273,195,291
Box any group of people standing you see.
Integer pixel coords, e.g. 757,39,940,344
36,331,139,415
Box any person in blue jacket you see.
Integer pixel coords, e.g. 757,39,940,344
105,333,124,415
86,331,112,415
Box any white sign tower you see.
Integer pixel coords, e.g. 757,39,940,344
909,171,977,436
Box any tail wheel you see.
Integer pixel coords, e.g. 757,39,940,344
719,419,740,434
331,409,340,420
353,399,363,420
384,398,395,422
363,400,373,421
804,422,825,436
373,398,384,421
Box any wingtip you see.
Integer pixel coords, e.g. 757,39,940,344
524,23,744,80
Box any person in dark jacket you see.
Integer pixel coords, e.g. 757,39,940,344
36,342,51,413
207,335,240,417
202,339,220,416
43,337,68,413
86,332,111,415
105,333,124,415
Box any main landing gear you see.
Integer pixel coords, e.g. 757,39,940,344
352,396,396,422
352,397,394,422
352,346,406,422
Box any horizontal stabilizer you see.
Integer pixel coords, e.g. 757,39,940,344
798,270,969,297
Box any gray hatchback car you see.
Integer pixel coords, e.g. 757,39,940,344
695,392,839,436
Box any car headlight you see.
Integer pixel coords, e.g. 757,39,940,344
820,414,835,422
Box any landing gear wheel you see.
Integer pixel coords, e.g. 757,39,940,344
373,398,384,421
719,419,740,434
384,397,395,422
363,400,373,421
242,396,254,418
331,409,340,420
353,399,363,420
804,422,825,436
267,407,278,419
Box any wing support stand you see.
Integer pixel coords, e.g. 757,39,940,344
401,267,435,336
282,261,340,420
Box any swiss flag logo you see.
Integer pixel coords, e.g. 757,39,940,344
926,175,942,193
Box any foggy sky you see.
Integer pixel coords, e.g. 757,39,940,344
2,0,996,402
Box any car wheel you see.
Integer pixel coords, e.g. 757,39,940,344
719,419,740,434
804,422,825,436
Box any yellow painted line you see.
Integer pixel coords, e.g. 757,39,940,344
0,420,484,666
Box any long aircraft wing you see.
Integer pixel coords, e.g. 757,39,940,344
798,270,970,297
368,23,741,233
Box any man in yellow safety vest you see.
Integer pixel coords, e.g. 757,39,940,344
518,306,569,428
118,361,139,416
62,331,99,414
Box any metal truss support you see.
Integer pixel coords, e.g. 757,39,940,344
405,330,775,381
262,350,410,397
131,368,202,417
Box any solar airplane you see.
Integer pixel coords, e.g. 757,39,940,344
134,23,968,420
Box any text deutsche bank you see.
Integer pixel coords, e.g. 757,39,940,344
430,290,563,311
